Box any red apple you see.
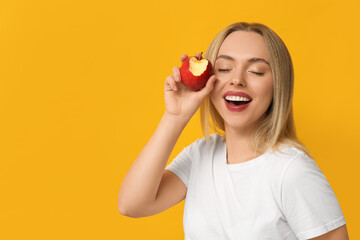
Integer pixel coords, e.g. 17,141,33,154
180,53,213,91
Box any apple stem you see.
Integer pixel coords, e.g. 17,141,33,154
199,52,203,60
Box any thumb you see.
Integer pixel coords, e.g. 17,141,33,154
198,75,217,97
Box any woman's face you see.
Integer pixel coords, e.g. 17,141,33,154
210,31,273,133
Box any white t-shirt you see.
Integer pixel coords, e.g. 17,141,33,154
165,134,346,240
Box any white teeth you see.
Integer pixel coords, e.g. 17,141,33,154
225,96,251,101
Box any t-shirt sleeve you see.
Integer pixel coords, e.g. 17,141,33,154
281,154,346,240
165,141,195,188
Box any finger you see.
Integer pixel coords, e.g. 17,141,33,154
180,54,188,64
199,75,216,97
172,67,181,82
165,76,177,91
195,52,203,60
165,75,178,91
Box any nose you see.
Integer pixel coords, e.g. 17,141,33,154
230,72,246,87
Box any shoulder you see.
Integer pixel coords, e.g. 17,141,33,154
180,134,224,162
282,150,323,187
267,146,317,197
278,147,335,211
270,145,308,160
189,133,224,152
267,145,311,175
269,145,320,181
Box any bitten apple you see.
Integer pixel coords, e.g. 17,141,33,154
180,52,213,91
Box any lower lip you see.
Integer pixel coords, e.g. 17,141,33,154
224,99,251,112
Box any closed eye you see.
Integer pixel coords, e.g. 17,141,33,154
250,72,264,76
217,69,264,75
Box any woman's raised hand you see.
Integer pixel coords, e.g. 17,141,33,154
164,53,216,123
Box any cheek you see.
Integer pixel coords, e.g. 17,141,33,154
210,78,223,101
209,91,218,106
262,91,273,108
262,84,273,99
256,79,273,100
263,87,274,110
214,74,227,83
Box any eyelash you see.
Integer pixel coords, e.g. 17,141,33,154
217,69,264,76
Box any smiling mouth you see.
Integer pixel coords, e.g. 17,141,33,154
224,97,252,106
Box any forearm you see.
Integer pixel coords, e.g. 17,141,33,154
118,113,187,213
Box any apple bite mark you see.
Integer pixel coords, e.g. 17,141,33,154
189,58,210,76
180,53,213,91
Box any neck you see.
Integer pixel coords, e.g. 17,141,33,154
224,125,263,164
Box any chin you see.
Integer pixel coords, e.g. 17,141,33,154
224,118,254,131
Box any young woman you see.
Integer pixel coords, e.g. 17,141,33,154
118,22,349,239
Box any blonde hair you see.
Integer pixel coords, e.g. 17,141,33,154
200,22,314,159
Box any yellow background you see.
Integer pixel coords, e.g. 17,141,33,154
0,0,358,239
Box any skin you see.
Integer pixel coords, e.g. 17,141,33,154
210,31,274,164
310,224,349,239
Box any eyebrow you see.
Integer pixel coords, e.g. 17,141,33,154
215,55,270,66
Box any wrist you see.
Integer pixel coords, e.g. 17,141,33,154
162,112,189,130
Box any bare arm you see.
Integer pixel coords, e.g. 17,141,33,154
118,113,187,217
118,53,216,218
309,224,349,240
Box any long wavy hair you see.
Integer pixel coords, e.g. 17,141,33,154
200,22,313,159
